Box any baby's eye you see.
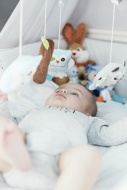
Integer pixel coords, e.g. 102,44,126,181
71,92,79,96
55,90,60,93
77,48,81,51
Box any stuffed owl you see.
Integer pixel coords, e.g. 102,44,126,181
89,61,126,90
47,49,74,80
0,55,42,94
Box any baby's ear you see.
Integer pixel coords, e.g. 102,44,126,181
63,23,75,45
75,23,87,45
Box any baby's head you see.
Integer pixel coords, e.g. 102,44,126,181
45,83,97,116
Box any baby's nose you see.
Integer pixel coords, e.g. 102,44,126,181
60,89,67,94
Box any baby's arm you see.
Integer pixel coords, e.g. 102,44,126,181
0,116,31,172
88,117,127,146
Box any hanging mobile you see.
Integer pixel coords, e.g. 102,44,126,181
46,0,74,81
89,0,126,90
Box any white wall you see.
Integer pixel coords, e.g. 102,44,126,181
0,0,79,49
69,0,127,32
0,0,127,49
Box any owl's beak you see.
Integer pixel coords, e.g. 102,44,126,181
56,60,60,63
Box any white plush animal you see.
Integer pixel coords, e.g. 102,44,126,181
89,61,126,90
66,65,80,84
71,47,89,64
0,55,42,94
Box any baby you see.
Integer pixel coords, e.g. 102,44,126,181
0,83,103,190
1,82,127,190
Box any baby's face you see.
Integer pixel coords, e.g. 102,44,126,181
45,83,93,115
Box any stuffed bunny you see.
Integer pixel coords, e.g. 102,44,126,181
63,23,95,80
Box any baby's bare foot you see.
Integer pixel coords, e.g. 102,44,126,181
0,122,32,171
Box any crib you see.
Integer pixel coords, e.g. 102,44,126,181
0,0,127,189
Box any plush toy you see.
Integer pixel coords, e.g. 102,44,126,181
111,93,127,104
63,23,95,79
66,65,80,84
33,39,54,84
85,64,112,102
108,86,127,104
47,49,75,81
89,61,126,90
0,55,42,95
0,39,55,96
52,77,69,86
66,65,87,86
86,63,127,104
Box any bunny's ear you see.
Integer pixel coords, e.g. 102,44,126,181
75,23,87,44
63,23,75,45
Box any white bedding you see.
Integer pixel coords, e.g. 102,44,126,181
95,143,127,190
0,143,127,190
0,41,127,190
0,101,127,190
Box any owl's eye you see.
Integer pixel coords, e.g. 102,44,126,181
61,58,65,62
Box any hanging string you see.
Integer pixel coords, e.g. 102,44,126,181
44,0,47,38
19,0,23,57
58,0,64,49
109,3,116,63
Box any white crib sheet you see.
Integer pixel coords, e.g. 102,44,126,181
94,143,127,190
0,81,127,190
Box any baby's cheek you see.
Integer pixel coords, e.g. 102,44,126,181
68,98,80,109
74,99,84,111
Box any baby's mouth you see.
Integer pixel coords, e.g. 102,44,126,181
55,93,66,99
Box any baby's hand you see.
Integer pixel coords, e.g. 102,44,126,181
0,91,7,101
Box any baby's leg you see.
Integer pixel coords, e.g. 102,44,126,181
0,116,31,172
55,145,101,190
